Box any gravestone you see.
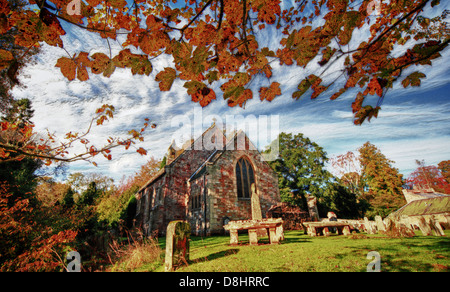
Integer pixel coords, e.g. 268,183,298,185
375,216,386,232
251,184,268,238
251,184,262,220
428,216,445,236
364,217,375,234
307,197,319,221
164,220,190,272
416,216,432,236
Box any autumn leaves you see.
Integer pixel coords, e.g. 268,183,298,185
3,0,448,125
55,49,153,81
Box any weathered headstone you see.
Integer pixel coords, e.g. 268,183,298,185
251,184,262,220
307,196,319,221
428,216,445,236
416,216,432,236
364,217,375,234
342,225,351,236
164,220,190,272
251,184,268,238
375,216,386,232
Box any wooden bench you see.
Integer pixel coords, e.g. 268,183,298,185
224,218,284,245
303,221,352,237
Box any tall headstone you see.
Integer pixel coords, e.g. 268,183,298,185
251,184,262,220
251,184,268,238
307,197,319,221
164,220,190,272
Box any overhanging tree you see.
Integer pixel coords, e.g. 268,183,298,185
1,0,449,165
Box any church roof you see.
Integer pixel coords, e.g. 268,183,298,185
390,196,450,217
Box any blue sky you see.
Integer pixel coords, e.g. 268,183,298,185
10,0,450,182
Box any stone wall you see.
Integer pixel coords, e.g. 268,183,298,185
205,148,280,234
136,148,216,236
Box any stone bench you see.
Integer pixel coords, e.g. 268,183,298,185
303,221,351,237
223,218,284,245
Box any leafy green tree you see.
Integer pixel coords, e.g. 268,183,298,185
265,132,332,212
319,182,368,219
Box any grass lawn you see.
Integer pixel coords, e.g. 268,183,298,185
132,230,450,272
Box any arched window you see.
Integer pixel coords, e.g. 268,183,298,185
236,157,255,199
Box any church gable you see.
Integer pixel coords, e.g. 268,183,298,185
202,144,280,234
135,124,280,236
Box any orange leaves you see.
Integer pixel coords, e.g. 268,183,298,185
401,71,426,88
0,0,11,34
125,27,170,57
292,75,326,100
184,81,216,107
155,67,177,91
90,52,111,76
55,57,77,81
227,88,253,108
351,92,365,114
95,104,115,125
136,147,147,156
2,0,446,129
0,49,14,71
328,88,346,101
259,82,281,102
10,8,66,48
184,21,217,47
56,52,95,82
279,26,329,68
251,0,281,25
220,72,253,107
351,92,380,125
364,77,384,97
55,50,152,81
112,49,153,76
191,87,217,107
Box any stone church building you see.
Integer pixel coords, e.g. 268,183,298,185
134,123,281,236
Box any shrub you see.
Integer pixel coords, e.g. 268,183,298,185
108,235,163,271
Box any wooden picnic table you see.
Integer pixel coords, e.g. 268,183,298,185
223,218,284,245
303,221,352,237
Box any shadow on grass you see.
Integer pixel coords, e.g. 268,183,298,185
190,249,240,264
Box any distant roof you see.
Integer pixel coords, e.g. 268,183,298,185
390,196,450,217
402,188,449,204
